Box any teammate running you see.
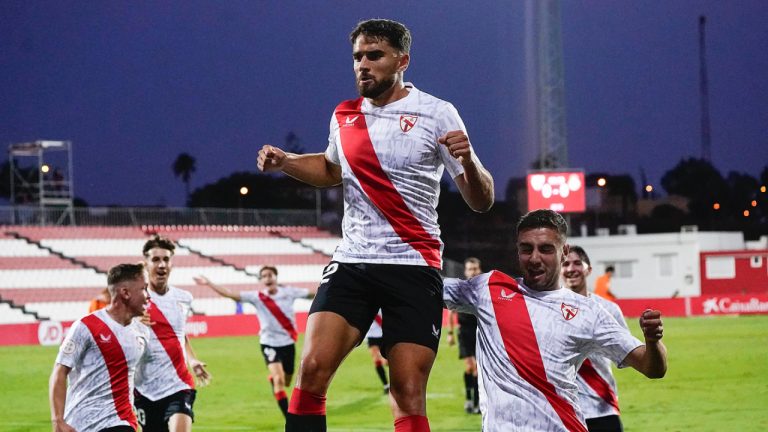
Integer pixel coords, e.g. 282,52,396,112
257,18,494,432
446,257,482,414
134,235,210,432
194,265,315,418
49,263,150,432
562,246,629,432
363,310,389,394
443,209,667,432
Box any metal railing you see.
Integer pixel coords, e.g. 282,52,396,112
0,206,318,227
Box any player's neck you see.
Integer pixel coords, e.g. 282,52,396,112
571,285,588,296
264,284,278,295
105,305,133,326
150,283,169,296
368,80,409,107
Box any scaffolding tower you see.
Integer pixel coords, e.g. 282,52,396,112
8,140,75,225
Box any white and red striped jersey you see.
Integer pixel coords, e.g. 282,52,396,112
443,271,643,432
365,310,383,339
576,294,628,419
325,83,476,269
135,285,195,401
240,286,309,347
55,309,150,432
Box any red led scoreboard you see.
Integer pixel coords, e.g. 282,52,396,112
527,171,586,213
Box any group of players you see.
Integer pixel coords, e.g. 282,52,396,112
49,18,667,432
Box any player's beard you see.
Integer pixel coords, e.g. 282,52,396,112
357,74,396,99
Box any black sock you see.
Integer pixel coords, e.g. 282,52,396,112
285,413,327,432
472,374,479,407
463,372,473,401
277,395,289,417
375,364,388,386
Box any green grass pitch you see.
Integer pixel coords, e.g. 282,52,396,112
1,315,766,431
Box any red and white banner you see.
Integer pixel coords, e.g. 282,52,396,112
2,296,767,346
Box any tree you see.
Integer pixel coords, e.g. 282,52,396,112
172,153,196,205
661,158,728,225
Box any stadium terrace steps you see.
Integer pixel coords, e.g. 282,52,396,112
0,225,340,323
0,302,38,324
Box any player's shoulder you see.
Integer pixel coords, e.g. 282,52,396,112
169,285,194,302
333,97,364,112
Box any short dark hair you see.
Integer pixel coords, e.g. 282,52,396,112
464,257,481,267
568,245,591,267
606,265,615,273
259,265,278,278
143,235,176,256
350,19,411,54
516,209,568,242
107,263,145,287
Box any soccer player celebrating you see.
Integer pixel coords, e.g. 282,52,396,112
446,257,482,414
49,263,150,432
363,310,389,394
443,209,667,432
193,265,314,418
562,246,629,432
134,236,210,432
257,18,494,432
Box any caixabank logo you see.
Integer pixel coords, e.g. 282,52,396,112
700,296,768,315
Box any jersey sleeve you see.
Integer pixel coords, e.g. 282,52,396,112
587,306,643,368
239,291,261,306
325,115,340,165
55,320,91,369
285,286,311,299
442,276,481,315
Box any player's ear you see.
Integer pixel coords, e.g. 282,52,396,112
397,53,410,73
561,244,570,263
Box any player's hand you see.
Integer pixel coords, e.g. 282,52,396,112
438,130,473,166
190,359,212,387
139,310,155,327
52,419,76,432
639,309,664,343
257,144,287,172
193,275,210,286
446,332,456,346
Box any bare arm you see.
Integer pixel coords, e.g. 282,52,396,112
622,309,668,378
257,145,342,187
193,276,242,302
447,310,458,346
184,336,211,386
439,131,494,212
49,364,76,432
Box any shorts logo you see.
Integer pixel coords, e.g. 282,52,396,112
561,303,579,321
400,115,418,132
99,334,112,343
264,347,277,362
431,324,440,339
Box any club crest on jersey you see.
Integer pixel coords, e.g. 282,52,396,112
561,303,579,321
400,115,418,132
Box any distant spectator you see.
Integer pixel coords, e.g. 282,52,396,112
594,266,617,301
88,288,111,313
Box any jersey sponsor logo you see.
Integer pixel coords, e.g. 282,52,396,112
344,115,359,127
399,114,418,132
499,288,516,300
561,303,579,321
99,333,113,343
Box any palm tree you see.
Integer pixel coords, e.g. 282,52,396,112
172,153,196,205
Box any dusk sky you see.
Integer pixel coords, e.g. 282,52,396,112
2,1,766,207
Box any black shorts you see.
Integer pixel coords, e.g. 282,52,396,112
100,427,134,432
134,389,196,431
586,414,623,432
457,325,477,359
367,337,383,348
309,261,444,357
260,343,296,375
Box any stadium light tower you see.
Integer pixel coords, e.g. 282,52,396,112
8,140,75,225
525,0,569,169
